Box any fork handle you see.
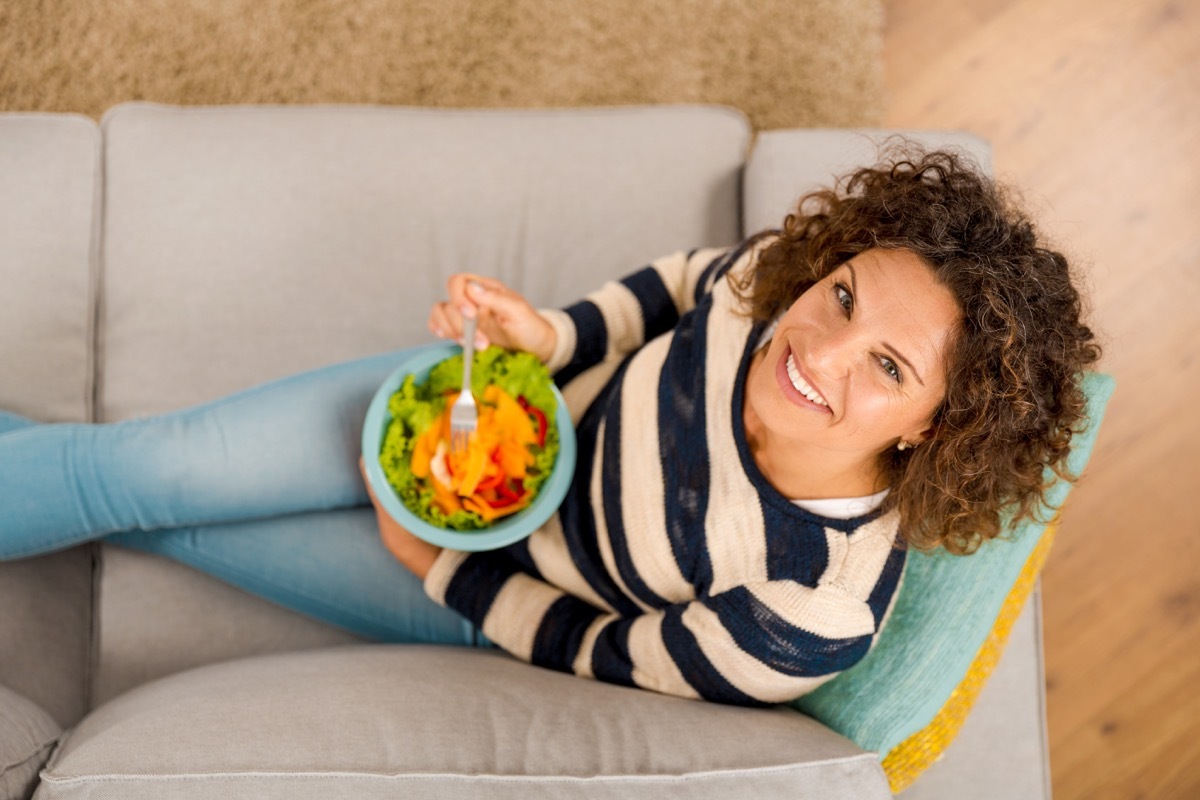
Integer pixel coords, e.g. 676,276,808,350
462,316,476,395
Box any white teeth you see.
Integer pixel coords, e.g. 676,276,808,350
786,355,828,406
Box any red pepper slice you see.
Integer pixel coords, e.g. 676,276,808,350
489,494,520,509
476,471,503,492
517,396,548,448
490,480,525,508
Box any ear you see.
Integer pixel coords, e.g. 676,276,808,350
904,420,937,448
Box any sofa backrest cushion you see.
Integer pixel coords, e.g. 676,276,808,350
0,114,97,422
96,103,749,420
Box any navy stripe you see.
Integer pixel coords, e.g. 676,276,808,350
554,300,608,387
711,587,874,677
531,595,605,672
691,239,755,306
619,267,679,342
762,506,829,586
692,251,727,306
661,606,765,706
599,374,670,609
866,545,907,626
556,357,644,616
442,553,520,627
657,296,714,594
588,619,637,688
502,538,544,582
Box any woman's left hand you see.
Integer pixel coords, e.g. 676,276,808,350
359,458,442,580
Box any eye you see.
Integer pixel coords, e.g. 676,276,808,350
879,356,902,384
833,282,853,315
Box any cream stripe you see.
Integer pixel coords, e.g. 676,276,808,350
614,333,692,603
590,280,645,357
422,550,469,605
558,356,623,425
818,528,849,588
747,581,878,640
481,575,564,662
682,601,844,703
570,616,608,679
527,514,614,613
536,308,577,375
827,510,901,600
648,250,692,313
649,247,726,316
703,278,767,594
627,614,701,699
847,508,902,545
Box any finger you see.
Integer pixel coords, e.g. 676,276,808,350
447,274,514,316
436,302,483,348
427,303,451,339
428,302,464,340
465,280,531,321
446,274,490,316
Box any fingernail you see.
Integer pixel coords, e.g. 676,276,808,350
468,281,486,295
474,334,487,350
458,304,477,319
432,326,445,338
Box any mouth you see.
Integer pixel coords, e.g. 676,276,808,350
775,345,831,412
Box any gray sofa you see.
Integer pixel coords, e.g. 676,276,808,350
0,103,1051,799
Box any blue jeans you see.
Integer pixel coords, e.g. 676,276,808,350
0,346,487,647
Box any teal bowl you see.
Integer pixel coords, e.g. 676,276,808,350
361,343,576,552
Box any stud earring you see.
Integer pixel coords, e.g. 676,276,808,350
897,440,910,451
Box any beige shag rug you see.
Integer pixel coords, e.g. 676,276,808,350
0,0,882,130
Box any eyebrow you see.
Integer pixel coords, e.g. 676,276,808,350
845,262,926,387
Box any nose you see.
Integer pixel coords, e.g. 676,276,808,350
805,325,863,380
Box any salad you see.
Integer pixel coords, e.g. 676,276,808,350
378,347,559,530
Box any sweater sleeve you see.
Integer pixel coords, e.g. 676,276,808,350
537,246,732,378
423,536,905,706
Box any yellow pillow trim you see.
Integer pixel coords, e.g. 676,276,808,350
881,521,1058,793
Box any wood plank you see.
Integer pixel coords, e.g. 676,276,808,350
883,0,1200,797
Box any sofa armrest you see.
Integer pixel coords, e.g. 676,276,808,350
0,684,61,800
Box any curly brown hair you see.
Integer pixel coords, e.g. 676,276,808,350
734,142,1102,555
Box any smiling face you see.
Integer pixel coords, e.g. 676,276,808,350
743,247,962,496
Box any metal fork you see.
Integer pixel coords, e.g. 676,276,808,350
450,316,478,454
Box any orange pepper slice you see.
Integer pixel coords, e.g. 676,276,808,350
411,384,545,523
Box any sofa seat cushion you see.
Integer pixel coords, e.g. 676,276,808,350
38,646,890,800
0,684,61,800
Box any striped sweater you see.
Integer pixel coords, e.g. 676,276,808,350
424,241,907,706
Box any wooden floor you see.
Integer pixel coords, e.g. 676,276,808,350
883,1,1200,798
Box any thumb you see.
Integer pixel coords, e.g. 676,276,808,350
467,280,527,321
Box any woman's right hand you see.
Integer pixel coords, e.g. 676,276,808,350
428,274,557,364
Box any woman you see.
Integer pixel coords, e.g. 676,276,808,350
0,146,1100,706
